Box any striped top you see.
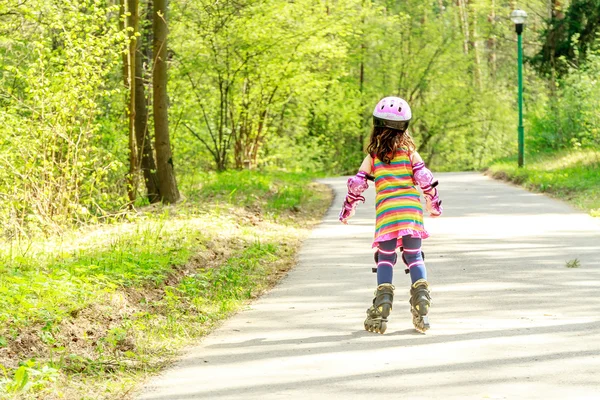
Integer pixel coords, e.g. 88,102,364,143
371,147,429,247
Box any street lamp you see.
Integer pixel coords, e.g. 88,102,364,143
511,9,527,167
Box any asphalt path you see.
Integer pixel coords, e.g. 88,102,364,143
138,173,600,400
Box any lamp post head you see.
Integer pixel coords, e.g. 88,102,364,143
510,9,527,24
511,9,527,34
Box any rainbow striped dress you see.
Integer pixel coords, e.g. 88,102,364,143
371,147,429,248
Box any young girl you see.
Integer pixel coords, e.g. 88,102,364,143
339,96,442,334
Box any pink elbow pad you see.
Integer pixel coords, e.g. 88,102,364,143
347,171,369,196
412,162,436,192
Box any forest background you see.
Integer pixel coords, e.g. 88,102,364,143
1,0,600,398
1,0,599,235
0,0,600,237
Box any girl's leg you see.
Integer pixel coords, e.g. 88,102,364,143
365,238,397,334
376,238,397,285
402,235,431,333
402,235,426,284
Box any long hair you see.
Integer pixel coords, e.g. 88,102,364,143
366,126,416,164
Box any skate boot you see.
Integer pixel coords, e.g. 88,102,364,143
364,283,394,334
409,279,431,333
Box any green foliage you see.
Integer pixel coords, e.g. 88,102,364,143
169,0,527,174
1,0,584,235
189,170,323,214
0,170,329,397
531,0,600,77
170,0,356,171
0,0,129,236
0,361,59,395
488,149,600,215
528,49,600,151
0,221,194,334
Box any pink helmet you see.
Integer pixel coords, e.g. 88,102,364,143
372,96,412,131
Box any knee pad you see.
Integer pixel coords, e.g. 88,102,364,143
372,249,398,273
400,247,425,274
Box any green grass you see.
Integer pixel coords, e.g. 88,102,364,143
190,170,324,211
487,149,600,216
0,171,332,399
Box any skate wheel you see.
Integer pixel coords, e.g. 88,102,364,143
379,321,387,334
364,319,387,334
411,309,430,333
414,316,430,333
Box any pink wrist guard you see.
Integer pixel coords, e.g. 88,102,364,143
339,171,369,223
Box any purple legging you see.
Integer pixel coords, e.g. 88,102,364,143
376,236,426,285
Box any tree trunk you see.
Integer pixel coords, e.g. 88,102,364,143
126,0,138,204
119,0,128,88
548,0,565,95
456,0,470,54
135,0,160,203
153,0,180,203
145,0,154,66
552,0,564,19
486,0,496,79
468,0,482,89
359,41,366,150
234,79,250,169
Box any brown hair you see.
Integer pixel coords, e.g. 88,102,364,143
366,126,416,164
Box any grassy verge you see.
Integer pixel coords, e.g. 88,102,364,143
0,171,332,399
486,149,600,216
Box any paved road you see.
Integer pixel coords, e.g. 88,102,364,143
138,173,600,400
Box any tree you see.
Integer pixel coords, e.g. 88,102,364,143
126,0,138,204
153,0,179,203
135,0,160,203
531,0,600,78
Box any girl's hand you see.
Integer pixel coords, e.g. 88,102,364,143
340,170,370,224
339,206,355,224
339,195,363,224
425,193,443,217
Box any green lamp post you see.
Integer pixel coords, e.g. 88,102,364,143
511,9,527,167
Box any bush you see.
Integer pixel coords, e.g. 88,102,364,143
528,49,600,151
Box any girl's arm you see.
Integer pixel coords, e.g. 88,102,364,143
408,150,423,165
409,151,443,217
358,154,373,175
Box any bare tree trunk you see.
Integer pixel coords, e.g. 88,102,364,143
358,0,368,150
153,0,180,203
468,0,482,89
135,0,160,203
124,0,138,204
359,41,366,149
486,0,497,79
456,0,470,54
235,79,249,169
548,0,565,96
145,0,154,66
250,109,268,166
119,0,127,88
